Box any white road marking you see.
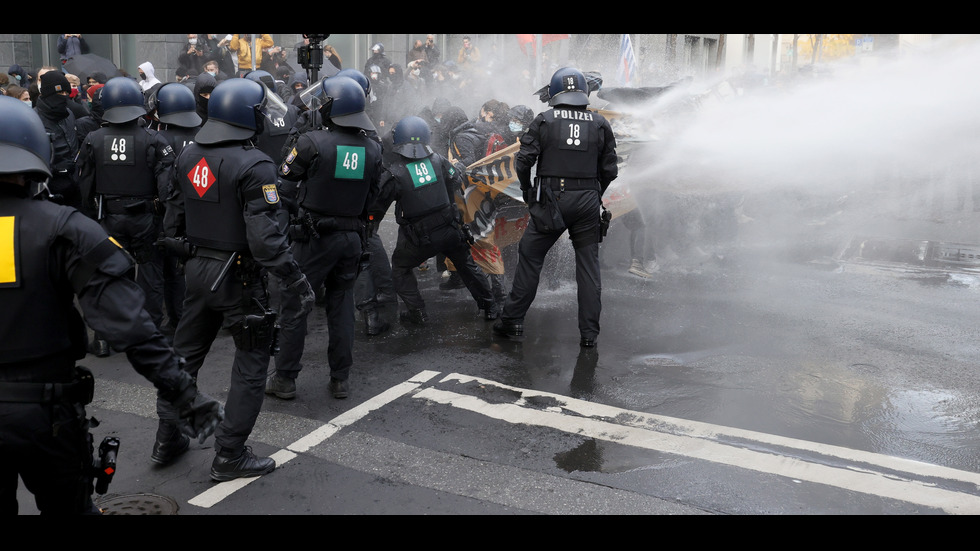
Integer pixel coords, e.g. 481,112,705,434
187,369,980,513
418,373,980,515
187,370,441,509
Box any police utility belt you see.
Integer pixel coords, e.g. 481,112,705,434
537,176,600,192
0,366,95,405
291,209,363,241
406,204,456,234
101,195,158,215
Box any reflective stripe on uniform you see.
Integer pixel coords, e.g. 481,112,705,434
0,216,17,285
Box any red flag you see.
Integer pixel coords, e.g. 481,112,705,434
517,34,569,57
541,34,570,46
516,34,535,56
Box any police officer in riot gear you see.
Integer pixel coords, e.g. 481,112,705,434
493,67,618,348
335,68,396,336
0,96,222,515
159,78,315,481
150,81,203,152
244,70,300,162
370,115,498,325
269,75,383,401
281,68,396,337
148,82,203,335
77,77,175,354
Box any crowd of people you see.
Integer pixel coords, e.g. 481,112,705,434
1,33,632,514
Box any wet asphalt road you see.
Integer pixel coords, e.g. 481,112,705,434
16,201,980,516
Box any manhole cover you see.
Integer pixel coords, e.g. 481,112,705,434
94,493,179,515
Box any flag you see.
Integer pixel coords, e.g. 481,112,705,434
516,34,570,57
516,34,536,56
541,34,570,46
616,34,637,86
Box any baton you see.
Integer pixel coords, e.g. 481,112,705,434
210,252,239,293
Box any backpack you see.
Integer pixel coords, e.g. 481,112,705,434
485,132,507,156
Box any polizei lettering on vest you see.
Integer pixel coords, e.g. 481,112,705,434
554,109,595,121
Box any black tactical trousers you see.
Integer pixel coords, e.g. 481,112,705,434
101,212,166,329
501,188,603,340
390,223,494,312
275,231,360,382
353,231,394,311
156,255,271,457
162,250,186,329
0,354,99,515
0,401,99,515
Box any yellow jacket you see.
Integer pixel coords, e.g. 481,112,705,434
229,34,275,71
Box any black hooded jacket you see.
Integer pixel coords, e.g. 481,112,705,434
193,72,217,123
34,95,79,172
76,88,105,141
443,107,488,167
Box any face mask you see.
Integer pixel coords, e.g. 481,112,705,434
139,73,146,80
188,38,197,45
22,99,31,106
47,94,69,109
13,74,20,82
509,121,523,133
207,71,217,77
411,69,421,77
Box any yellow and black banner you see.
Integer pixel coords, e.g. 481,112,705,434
451,108,640,274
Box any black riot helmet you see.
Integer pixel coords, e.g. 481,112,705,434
194,78,267,145
335,68,370,97
101,76,148,123
314,75,374,131
156,82,202,128
392,116,433,159
244,69,276,92
0,95,52,180
548,67,590,107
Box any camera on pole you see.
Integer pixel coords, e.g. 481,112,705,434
298,34,330,82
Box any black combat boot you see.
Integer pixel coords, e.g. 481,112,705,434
481,299,500,321
151,421,190,465
492,319,524,340
489,273,507,305
374,288,397,305
439,271,464,290
210,446,275,482
399,307,428,325
329,378,349,399
364,308,391,336
89,337,110,358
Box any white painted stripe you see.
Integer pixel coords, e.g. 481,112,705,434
186,370,441,509
288,371,441,453
415,383,980,514
440,373,980,485
188,449,297,508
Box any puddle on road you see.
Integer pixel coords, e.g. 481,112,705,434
554,438,603,473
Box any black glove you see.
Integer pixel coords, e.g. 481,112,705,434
285,272,316,317
522,187,533,205
174,388,224,444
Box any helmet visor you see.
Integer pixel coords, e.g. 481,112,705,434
299,79,325,110
260,88,288,126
